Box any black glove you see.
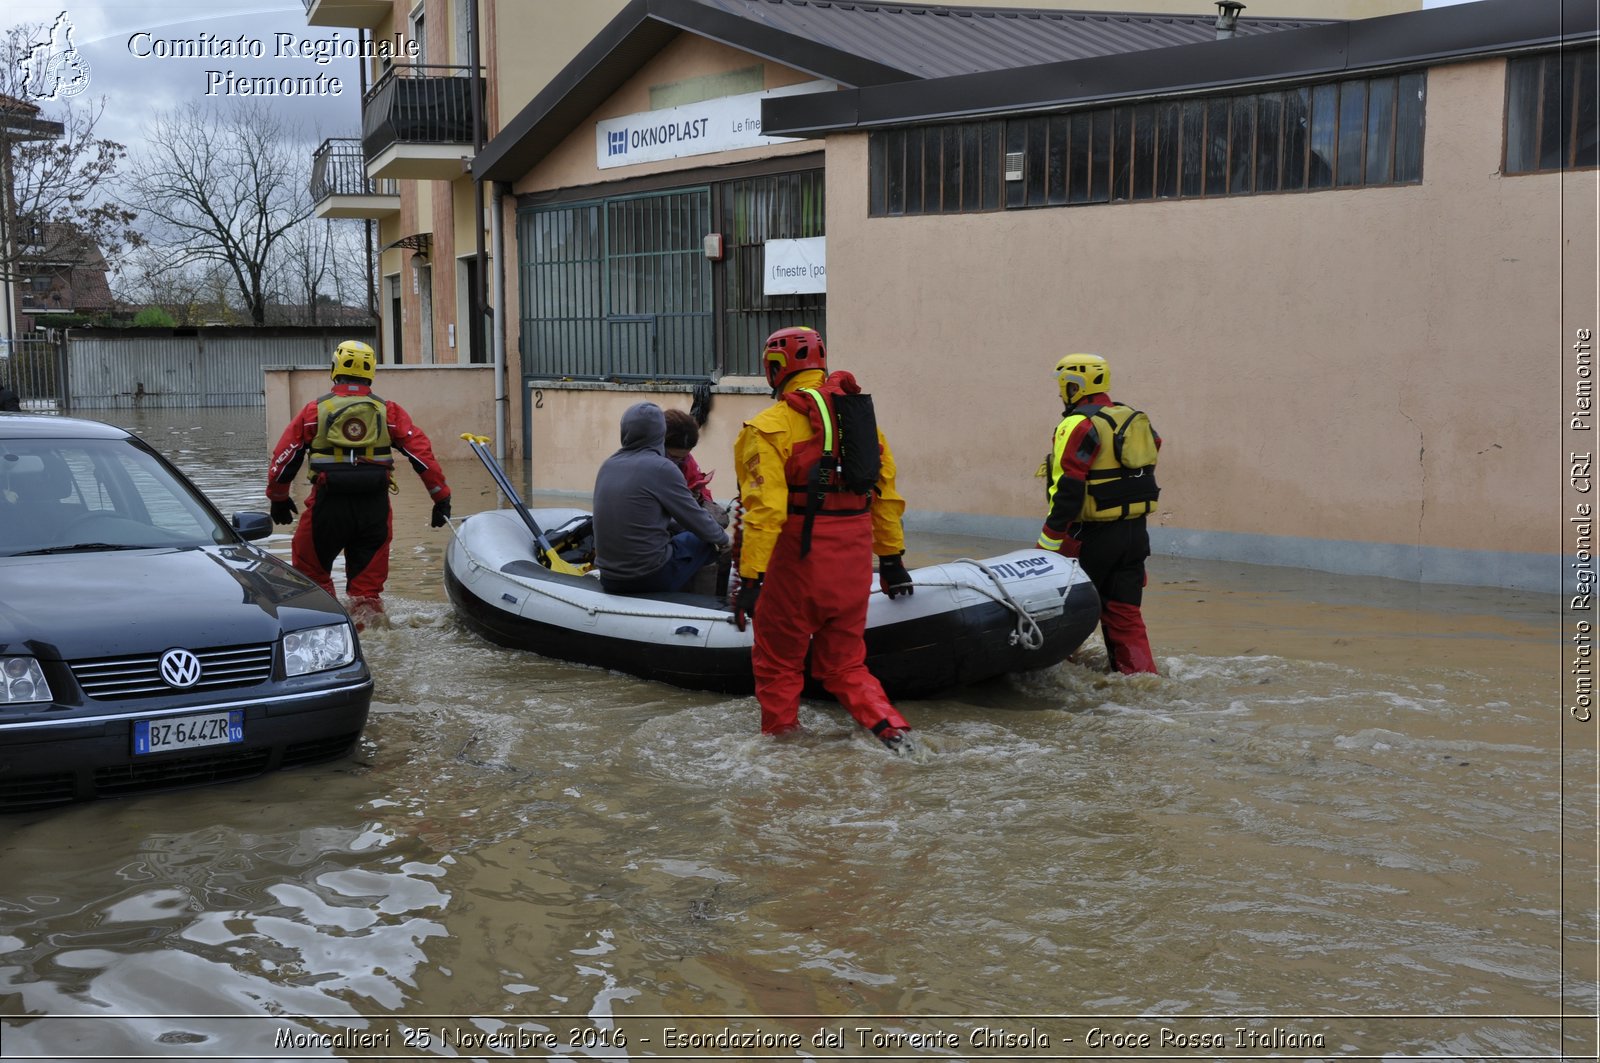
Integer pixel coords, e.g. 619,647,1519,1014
431,498,452,528
270,499,297,526
734,575,762,632
878,552,914,598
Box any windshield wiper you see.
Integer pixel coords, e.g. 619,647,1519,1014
12,543,151,556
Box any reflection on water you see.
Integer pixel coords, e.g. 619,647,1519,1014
0,407,1590,1060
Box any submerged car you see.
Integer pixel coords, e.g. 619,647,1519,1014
0,414,372,811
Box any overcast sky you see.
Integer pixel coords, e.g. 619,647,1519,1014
7,0,370,152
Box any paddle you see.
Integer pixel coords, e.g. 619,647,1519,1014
459,433,589,576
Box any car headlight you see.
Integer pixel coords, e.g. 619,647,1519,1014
1,657,52,704
283,624,355,677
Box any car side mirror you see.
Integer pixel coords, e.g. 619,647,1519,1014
231,511,273,541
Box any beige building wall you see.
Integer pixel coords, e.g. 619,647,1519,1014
820,57,1590,586
511,35,827,196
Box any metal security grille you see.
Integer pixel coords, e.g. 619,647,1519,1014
721,170,827,379
71,644,276,700
519,188,713,380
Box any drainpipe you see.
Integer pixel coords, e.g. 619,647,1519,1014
492,180,506,466
1214,1,1245,40
469,0,487,369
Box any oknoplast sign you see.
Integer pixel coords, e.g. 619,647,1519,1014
596,80,833,169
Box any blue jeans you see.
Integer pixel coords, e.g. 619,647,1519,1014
601,532,719,595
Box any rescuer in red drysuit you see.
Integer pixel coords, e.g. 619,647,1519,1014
732,327,917,753
266,340,451,623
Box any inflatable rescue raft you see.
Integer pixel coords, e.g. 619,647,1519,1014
444,506,1102,699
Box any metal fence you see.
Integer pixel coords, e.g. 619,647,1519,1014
0,335,67,412
2,327,377,412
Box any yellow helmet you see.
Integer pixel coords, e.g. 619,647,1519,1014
331,340,376,384
1053,353,1109,405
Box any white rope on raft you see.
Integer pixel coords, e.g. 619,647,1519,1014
910,558,1048,651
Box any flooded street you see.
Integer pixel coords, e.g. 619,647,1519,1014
0,407,1592,1061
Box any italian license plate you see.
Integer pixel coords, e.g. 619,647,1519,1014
134,711,244,755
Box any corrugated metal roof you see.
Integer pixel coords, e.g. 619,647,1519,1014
475,0,1329,181
762,0,1599,136
687,0,1329,79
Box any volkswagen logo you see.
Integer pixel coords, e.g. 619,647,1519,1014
159,649,203,689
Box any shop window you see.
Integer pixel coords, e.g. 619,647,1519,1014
1506,45,1599,174
868,70,1427,218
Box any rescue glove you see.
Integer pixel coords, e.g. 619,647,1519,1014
872,719,915,756
431,498,451,528
877,552,914,598
270,499,297,526
733,575,762,632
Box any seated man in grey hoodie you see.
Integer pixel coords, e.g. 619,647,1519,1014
594,402,731,595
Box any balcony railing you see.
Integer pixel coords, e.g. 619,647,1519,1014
301,0,391,29
361,63,483,159
310,138,397,200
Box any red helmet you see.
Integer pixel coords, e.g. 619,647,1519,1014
762,327,826,392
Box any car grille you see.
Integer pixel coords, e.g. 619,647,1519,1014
0,771,79,811
94,748,273,797
70,643,276,700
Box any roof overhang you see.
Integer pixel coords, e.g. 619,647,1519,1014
763,0,1600,136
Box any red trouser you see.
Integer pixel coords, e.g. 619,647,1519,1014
291,486,393,607
1070,516,1158,675
752,512,910,735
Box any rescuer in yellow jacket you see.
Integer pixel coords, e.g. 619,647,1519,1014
1038,353,1161,674
733,327,915,752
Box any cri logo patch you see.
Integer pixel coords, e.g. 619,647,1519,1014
159,649,202,689
341,420,369,443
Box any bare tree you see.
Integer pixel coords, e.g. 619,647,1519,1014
116,244,241,326
0,22,140,314
276,217,337,324
269,216,375,324
125,101,313,325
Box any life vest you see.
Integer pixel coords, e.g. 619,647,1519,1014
782,372,881,556
308,390,394,492
1056,402,1160,521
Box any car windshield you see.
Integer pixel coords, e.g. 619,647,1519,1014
0,437,232,557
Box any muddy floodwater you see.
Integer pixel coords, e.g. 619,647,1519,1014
0,407,1593,1062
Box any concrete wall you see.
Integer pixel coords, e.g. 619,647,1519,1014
264,363,498,455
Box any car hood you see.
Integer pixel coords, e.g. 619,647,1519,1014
0,546,345,659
